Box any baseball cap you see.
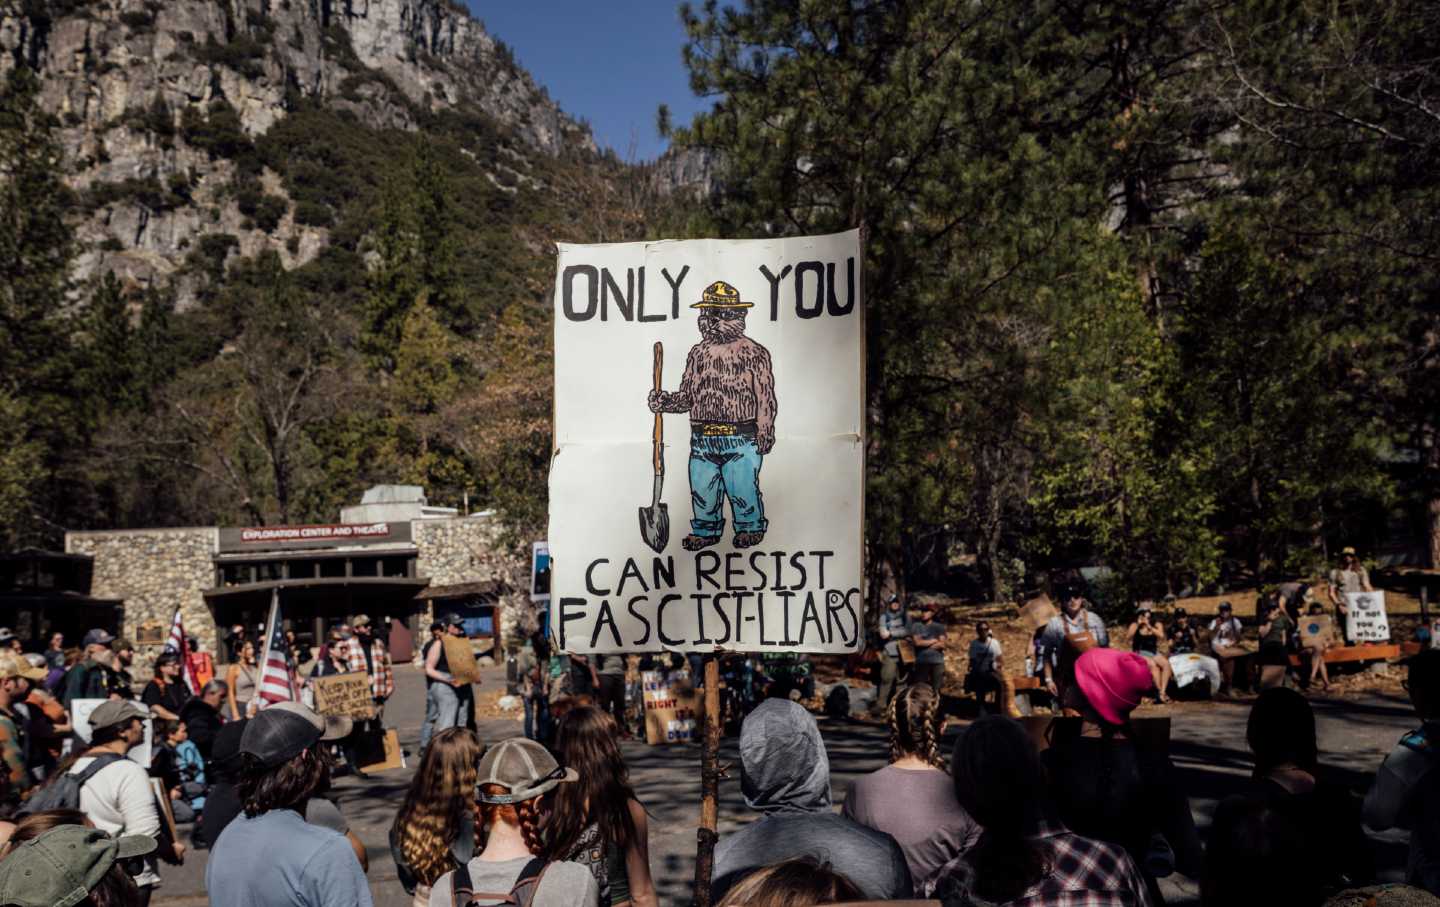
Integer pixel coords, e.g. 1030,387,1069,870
88,700,148,731
109,637,135,653
0,825,156,907
0,627,12,642
154,650,180,668
240,702,350,768
476,737,577,804
1342,546,1357,556
441,612,464,628
81,628,115,647
0,652,46,682
351,614,371,628
1218,601,1233,612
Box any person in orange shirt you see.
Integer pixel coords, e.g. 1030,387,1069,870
187,636,216,690
22,654,71,780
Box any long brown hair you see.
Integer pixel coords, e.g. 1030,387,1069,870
716,858,863,907
0,809,88,856
889,683,943,767
546,706,639,860
392,728,483,885
479,784,546,856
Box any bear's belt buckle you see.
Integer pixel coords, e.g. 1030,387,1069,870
701,423,737,436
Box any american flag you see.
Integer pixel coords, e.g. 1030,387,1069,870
166,607,200,694
256,589,296,707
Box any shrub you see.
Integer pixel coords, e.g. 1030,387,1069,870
181,100,252,160
293,200,333,227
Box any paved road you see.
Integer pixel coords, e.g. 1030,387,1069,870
158,666,1413,905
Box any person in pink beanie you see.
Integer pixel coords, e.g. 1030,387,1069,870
1042,648,1203,901
1073,647,1156,725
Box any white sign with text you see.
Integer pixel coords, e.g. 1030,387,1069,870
1346,590,1390,643
549,231,865,654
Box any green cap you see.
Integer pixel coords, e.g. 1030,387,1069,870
0,825,156,907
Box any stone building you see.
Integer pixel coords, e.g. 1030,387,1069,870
64,487,526,678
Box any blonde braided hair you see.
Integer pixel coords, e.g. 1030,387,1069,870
889,683,944,767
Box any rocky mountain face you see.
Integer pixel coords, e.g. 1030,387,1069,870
0,0,595,305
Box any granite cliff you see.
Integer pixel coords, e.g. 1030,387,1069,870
0,0,597,304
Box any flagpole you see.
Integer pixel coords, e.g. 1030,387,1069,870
256,589,280,713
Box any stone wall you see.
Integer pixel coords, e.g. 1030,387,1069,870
66,528,219,680
413,515,530,648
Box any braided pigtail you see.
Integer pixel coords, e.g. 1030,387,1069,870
915,695,943,768
517,797,547,857
887,689,906,764
890,684,942,765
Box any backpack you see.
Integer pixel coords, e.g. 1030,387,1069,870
451,857,549,907
17,753,124,816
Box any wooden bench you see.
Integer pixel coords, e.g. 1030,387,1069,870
1287,643,1400,667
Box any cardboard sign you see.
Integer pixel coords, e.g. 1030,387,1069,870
442,635,482,684
549,231,866,654
358,728,405,773
1020,595,1057,630
642,670,699,745
1346,591,1390,643
70,699,152,768
1299,614,1334,647
150,777,179,845
310,672,375,719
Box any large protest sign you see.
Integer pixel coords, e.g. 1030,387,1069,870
1346,591,1391,642
549,231,865,654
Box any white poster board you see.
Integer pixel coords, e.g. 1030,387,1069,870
1346,591,1390,643
549,231,865,654
69,699,153,768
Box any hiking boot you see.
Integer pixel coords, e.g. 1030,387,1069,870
682,534,720,551
733,531,765,548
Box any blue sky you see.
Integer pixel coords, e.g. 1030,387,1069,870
466,2,713,161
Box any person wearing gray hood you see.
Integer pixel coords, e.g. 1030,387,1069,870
712,698,914,901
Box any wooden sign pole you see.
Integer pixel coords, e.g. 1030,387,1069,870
693,654,722,907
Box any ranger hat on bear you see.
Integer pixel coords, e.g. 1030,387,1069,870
691,280,753,309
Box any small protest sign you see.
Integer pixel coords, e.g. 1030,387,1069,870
442,635,481,684
1299,614,1334,647
70,699,152,768
642,670,700,745
150,777,179,845
358,728,405,773
1346,591,1391,643
310,672,375,719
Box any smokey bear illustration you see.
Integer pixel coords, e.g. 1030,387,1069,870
647,280,778,551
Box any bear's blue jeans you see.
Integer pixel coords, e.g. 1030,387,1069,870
689,434,767,536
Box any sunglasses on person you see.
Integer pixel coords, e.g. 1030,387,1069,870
701,309,746,321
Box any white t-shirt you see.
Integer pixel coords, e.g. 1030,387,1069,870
1208,617,1244,649
72,755,161,886
966,638,1002,675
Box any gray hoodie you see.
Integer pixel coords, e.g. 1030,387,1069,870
712,699,914,900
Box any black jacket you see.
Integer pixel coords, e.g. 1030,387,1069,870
178,699,224,761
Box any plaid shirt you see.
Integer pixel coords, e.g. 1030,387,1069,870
343,637,394,700
927,822,1152,907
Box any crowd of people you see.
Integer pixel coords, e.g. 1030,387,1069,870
0,542,1429,907
0,616,396,905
